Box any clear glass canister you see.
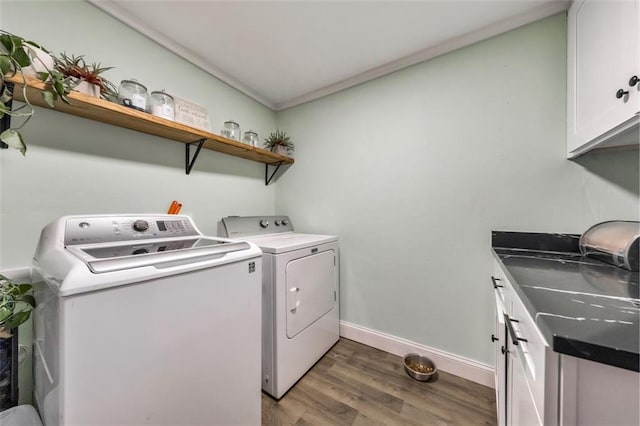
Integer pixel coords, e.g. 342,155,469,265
118,79,148,112
243,130,258,147
222,120,241,141
149,91,175,121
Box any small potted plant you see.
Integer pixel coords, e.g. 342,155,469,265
54,52,117,100
1,30,72,154
263,130,294,156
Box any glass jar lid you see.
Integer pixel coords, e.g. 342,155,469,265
244,130,257,136
224,120,239,127
120,79,147,91
150,90,174,100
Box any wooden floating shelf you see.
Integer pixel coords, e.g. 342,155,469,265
5,74,294,167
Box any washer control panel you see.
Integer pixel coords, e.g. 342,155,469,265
65,215,199,246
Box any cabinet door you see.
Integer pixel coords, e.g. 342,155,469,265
508,342,543,426
493,293,507,426
567,0,640,155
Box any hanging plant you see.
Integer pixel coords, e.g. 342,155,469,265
0,274,34,339
0,29,71,155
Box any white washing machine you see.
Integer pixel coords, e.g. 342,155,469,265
32,214,262,425
220,215,339,399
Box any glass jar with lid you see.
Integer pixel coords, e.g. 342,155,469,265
242,130,259,147
118,79,148,112
149,90,175,121
221,120,241,141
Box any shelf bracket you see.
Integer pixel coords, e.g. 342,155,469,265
0,82,14,149
185,138,206,175
265,162,283,185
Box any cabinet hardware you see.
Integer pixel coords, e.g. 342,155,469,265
491,276,503,289
491,334,499,342
630,75,639,87
616,89,629,99
504,314,522,346
501,346,508,355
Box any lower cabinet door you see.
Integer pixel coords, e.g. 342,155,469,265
508,346,542,426
493,295,507,426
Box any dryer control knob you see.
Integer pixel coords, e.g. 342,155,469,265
260,220,269,228
275,220,281,226
133,220,149,232
282,219,289,226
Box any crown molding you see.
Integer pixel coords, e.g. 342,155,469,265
88,0,570,112
86,0,277,110
274,1,570,111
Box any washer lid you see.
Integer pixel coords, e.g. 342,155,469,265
244,233,338,254
67,237,251,273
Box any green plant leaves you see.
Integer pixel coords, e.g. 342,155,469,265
0,86,11,105
1,29,115,155
42,91,56,107
0,35,30,67
0,307,12,324
0,275,34,332
1,310,31,331
16,295,35,308
264,130,294,150
16,284,32,295
0,55,12,75
0,34,17,55
0,129,26,155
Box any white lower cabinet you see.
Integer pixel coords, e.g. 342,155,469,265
559,355,640,426
493,265,557,426
492,282,507,426
508,348,542,426
492,261,639,426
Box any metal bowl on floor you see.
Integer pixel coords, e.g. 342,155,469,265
403,353,437,382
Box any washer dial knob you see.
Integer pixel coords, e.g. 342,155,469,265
260,220,269,228
282,219,289,226
133,220,149,232
275,220,282,226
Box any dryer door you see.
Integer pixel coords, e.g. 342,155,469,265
285,250,337,338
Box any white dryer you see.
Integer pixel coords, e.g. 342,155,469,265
220,216,339,399
32,214,262,425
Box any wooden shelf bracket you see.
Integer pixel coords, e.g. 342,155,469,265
185,138,206,175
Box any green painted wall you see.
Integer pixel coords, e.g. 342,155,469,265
275,14,640,365
1,2,638,391
0,0,278,268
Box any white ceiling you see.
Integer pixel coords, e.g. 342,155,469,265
89,0,570,111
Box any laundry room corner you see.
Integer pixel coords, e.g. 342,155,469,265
0,0,279,271
273,13,639,375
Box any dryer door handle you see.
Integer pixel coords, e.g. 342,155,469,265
289,287,300,313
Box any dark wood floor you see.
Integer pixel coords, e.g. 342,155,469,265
262,338,497,425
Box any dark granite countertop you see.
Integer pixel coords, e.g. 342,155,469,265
492,232,639,372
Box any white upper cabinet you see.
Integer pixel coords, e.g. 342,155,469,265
567,0,640,158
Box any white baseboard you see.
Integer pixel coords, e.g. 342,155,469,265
340,320,495,388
